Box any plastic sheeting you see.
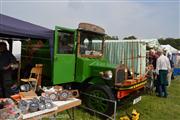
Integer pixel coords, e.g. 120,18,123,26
92,40,146,74
161,44,178,53
172,53,180,68
143,39,160,48
173,68,180,76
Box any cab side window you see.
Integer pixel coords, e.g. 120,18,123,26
58,32,74,54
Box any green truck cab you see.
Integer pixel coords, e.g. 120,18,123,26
21,23,147,116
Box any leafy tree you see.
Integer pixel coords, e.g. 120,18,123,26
105,35,118,40
158,38,180,50
123,35,137,40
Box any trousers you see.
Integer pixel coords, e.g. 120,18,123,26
0,70,13,98
157,70,168,97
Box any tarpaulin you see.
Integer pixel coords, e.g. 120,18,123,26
0,14,54,51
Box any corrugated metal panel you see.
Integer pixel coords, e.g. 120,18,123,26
92,40,146,75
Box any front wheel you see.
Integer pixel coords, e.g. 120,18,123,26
84,85,116,117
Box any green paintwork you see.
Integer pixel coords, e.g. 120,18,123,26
75,57,116,84
53,54,75,84
52,25,118,85
53,26,76,84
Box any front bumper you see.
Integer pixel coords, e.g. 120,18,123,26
116,80,147,99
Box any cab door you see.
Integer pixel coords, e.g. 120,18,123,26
53,26,77,84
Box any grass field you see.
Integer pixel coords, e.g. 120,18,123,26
46,76,180,120
116,76,180,120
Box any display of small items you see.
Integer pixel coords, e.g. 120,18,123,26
43,86,79,101
0,98,21,119
18,97,54,114
18,86,79,113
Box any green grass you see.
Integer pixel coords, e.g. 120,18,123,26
44,76,180,120
117,76,180,120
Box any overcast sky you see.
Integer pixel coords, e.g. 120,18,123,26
0,0,179,39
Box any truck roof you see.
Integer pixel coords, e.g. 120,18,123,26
78,23,105,35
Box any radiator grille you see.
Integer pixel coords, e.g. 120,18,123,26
116,69,125,83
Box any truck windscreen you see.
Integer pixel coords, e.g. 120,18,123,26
79,31,104,57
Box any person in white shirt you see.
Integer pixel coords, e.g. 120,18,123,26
156,49,171,98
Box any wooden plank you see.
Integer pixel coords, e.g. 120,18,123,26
23,106,58,119
25,111,57,120
54,98,81,113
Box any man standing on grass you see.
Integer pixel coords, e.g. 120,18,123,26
156,49,171,98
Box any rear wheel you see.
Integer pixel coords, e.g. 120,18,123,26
84,85,115,117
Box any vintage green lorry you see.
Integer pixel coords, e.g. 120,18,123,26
21,23,147,116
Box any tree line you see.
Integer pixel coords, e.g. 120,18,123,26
158,38,180,50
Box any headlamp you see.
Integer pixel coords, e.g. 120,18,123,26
100,70,113,80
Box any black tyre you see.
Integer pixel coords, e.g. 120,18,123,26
84,85,115,117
